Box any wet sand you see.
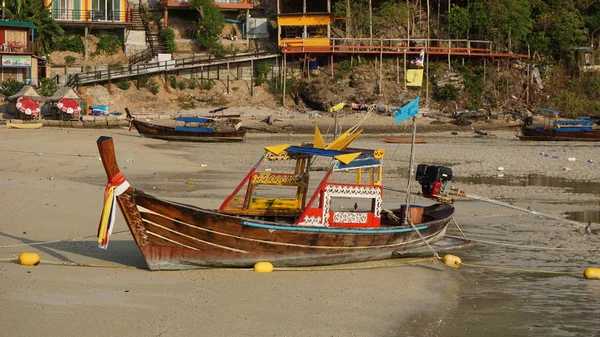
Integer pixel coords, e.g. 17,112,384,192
1,124,599,337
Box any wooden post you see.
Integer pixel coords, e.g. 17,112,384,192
136,65,140,90
379,38,383,94
282,55,286,106
227,75,230,94
396,55,399,84
330,54,334,77
84,26,89,60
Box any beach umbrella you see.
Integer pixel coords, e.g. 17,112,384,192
16,97,41,116
57,98,81,115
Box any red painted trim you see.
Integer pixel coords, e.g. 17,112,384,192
219,154,267,211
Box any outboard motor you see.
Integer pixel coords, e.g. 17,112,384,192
416,164,453,199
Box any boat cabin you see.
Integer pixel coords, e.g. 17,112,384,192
219,128,385,228
553,117,594,132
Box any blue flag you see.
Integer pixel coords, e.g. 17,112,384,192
394,96,420,124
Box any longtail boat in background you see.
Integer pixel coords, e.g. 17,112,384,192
518,108,600,141
95,126,456,270
125,108,246,142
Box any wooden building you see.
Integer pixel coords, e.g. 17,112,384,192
0,21,40,85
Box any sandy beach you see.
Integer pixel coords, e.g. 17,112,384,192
1,119,599,336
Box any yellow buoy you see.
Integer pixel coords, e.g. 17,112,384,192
443,254,462,268
18,252,40,266
254,261,274,273
584,268,600,280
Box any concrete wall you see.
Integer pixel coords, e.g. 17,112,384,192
125,30,147,57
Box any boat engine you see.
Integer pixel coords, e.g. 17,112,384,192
416,164,453,199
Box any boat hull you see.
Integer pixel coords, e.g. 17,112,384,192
519,127,600,141
132,120,245,142
119,190,453,270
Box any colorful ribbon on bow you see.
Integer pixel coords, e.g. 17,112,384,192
97,172,130,249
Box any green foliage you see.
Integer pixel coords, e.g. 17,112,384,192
148,80,160,95
179,98,196,110
584,76,600,99
190,0,225,56
333,0,372,38
55,35,84,53
0,79,26,97
85,65,92,72
169,75,178,89
201,79,215,90
552,90,600,117
448,5,470,38
1,0,63,55
188,78,198,89
138,75,150,88
64,55,77,66
159,28,177,52
38,77,58,97
108,63,123,71
116,80,131,90
254,61,271,86
177,80,187,90
533,8,586,61
454,63,484,110
94,34,122,55
489,0,532,50
435,84,460,102
377,1,407,34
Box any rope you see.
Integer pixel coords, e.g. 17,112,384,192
274,257,435,271
0,230,130,249
1,256,435,271
446,234,600,251
460,262,580,276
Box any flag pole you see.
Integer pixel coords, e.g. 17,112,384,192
403,114,418,226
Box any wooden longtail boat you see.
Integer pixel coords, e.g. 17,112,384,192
518,116,600,142
96,128,454,270
125,108,245,142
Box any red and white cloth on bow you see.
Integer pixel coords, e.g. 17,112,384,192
56,98,81,115
16,97,40,117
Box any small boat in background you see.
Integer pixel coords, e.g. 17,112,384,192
125,108,246,142
518,116,600,141
7,122,43,129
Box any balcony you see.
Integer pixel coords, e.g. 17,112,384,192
161,0,253,10
0,41,35,54
50,9,130,23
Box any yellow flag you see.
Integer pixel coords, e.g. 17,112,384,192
406,69,424,87
329,102,346,113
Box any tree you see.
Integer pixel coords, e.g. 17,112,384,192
447,5,470,38
189,0,225,55
1,0,64,56
488,0,532,51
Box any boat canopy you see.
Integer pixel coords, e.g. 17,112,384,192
219,126,386,228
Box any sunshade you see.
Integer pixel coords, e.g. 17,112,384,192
57,98,81,114
16,97,40,116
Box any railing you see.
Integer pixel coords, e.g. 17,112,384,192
50,9,130,23
66,51,277,87
0,41,35,54
161,0,251,5
279,37,529,57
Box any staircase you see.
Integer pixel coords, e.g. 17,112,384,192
128,7,145,31
127,0,169,66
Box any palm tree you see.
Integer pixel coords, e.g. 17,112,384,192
1,0,64,56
